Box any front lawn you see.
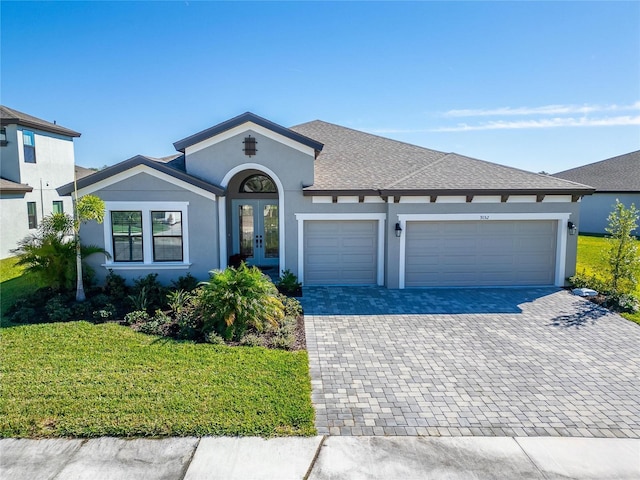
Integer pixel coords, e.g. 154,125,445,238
0,257,38,321
0,321,315,437
576,234,640,325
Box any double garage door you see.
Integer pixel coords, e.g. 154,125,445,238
405,220,557,287
303,219,557,287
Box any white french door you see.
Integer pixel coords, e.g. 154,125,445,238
231,199,279,266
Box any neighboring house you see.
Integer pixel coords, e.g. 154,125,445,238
59,112,593,289
0,106,81,259
554,150,640,235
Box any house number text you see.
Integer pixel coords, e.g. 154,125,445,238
480,215,490,220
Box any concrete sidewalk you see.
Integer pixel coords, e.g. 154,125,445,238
1,436,638,480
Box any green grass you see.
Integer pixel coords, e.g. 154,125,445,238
0,257,38,321
0,321,315,438
576,234,640,325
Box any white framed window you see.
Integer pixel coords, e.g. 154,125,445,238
102,202,190,269
23,130,36,163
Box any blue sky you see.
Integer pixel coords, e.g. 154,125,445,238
2,1,639,173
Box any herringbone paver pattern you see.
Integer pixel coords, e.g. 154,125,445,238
301,287,640,438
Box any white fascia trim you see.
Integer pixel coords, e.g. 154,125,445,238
102,201,190,269
294,213,386,286
184,122,316,157
218,196,227,269
76,165,217,201
397,213,571,222
397,212,571,289
220,163,286,272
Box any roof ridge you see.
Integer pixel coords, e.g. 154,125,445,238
382,152,453,189
554,149,640,175
291,119,448,157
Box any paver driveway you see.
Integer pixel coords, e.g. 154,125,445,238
301,287,640,438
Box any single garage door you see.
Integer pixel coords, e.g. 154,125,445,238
305,220,377,285
405,220,557,287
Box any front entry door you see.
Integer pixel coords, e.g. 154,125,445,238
231,199,279,266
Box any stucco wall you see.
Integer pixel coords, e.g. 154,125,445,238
0,193,30,258
0,126,75,259
578,193,639,235
385,201,581,288
79,172,218,285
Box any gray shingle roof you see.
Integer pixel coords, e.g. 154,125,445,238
173,112,323,153
0,177,33,193
291,120,592,195
58,155,223,197
553,150,640,192
0,105,81,137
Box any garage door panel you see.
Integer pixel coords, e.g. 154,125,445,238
405,220,557,287
305,220,377,285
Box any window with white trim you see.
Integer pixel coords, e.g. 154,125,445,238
23,130,36,163
152,211,183,262
103,202,190,267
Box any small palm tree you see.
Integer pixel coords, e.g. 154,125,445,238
12,213,107,292
73,194,106,301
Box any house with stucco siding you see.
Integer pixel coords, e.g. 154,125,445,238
59,112,594,289
0,106,81,259
554,150,639,235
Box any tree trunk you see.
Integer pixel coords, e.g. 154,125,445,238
76,240,85,302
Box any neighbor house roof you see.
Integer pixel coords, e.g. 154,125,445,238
75,166,96,180
0,105,81,138
173,112,324,153
58,155,224,196
0,177,33,193
553,150,640,192
291,120,593,196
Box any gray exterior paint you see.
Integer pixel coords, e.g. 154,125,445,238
577,193,640,235
71,113,585,289
80,172,218,284
1,110,78,259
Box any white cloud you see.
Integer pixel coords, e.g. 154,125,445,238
443,101,640,117
432,115,640,132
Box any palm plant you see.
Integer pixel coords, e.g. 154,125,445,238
198,263,284,341
12,213,108,292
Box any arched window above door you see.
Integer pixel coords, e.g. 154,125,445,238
240,174,277,193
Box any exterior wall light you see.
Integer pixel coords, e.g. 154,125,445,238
0,128,7,146
395,222,402,238
568,221,577,235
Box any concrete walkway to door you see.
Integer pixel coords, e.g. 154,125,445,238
300,287,640,438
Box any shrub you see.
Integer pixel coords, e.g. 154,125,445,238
240,334,264,347
605,293,640,314
278,294,303,318
197,264,284,341
171,273,199,292
123,310,150,325
276,269,302,297
104,270,128,298
45,294,74,322
569,271,609,294
131,310,173,336
92,304,116,323
131,274,168,313
11,213,107,292
128,286,149,312
204,331,225,345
